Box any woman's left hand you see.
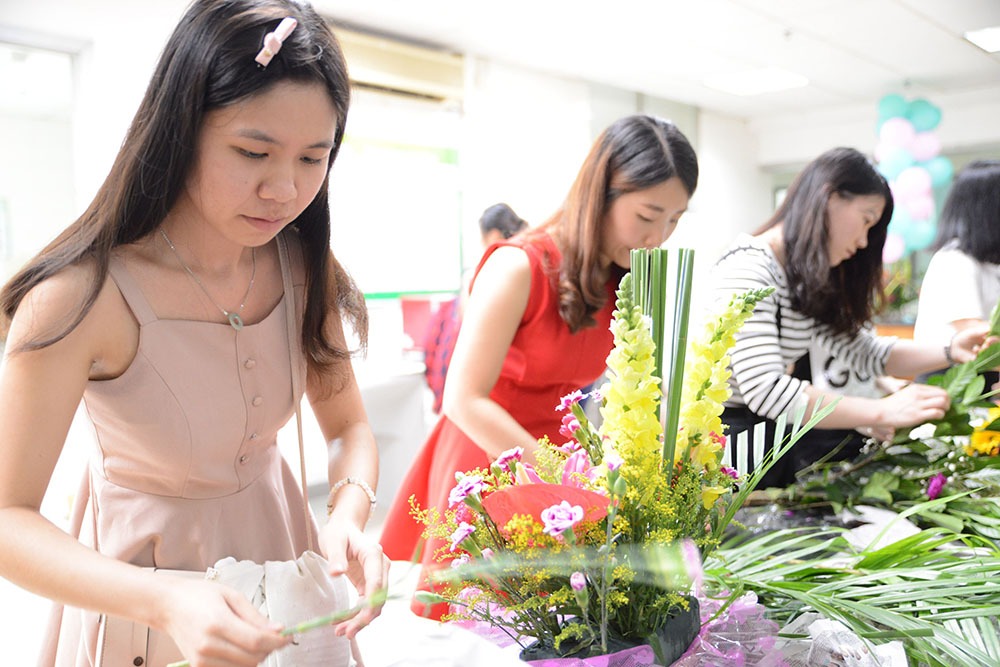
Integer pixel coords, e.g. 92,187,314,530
950,323,995,363
319,520,390,638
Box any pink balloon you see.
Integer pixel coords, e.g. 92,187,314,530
910,132,941,162
894,166,932,199
879,117,916,149
906,193,935,221
883,232,906,264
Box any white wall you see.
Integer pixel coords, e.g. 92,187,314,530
751,87,1000,170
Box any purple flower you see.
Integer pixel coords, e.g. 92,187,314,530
926,473,947,500
540,501,584,537
570,571,587,591
721,466,739,480
448,474,486,507
450,554,470,569
603,450,623,472
588,389,603,402
556,390,585,412
559,413,582,439
481,548,495,559
449,522,476,551
494,447,523,472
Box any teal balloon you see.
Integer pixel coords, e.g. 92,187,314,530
877,147,914,180
924,156,954,188
878,93,908,122
906,219,937,252
907,98,942,132
889,206,913,235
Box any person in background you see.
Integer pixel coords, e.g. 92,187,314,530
714,147,990,489
913,160,1000,386
0,2,387,665
382,114,699,618
423,203,529,414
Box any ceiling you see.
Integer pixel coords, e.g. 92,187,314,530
313,0,1000,121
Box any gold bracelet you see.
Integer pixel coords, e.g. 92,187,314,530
327,476,376,516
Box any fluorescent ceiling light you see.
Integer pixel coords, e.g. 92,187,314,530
703,67,809,96
964,26,1000,53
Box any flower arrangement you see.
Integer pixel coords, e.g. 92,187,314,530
409,249,779,663
784,303,1000,540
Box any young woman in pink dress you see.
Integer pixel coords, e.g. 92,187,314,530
0,2,387,665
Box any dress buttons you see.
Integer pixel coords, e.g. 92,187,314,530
252,396,263,407
239,455,248,464
244,358,256,369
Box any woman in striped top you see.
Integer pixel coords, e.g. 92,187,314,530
714,147,990,488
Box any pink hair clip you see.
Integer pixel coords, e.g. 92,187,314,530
255,17,298,68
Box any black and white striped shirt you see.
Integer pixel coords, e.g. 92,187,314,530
713,235,895,420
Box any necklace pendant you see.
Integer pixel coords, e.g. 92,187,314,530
227,312,245,331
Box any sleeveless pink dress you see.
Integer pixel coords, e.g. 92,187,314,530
41,233,322,666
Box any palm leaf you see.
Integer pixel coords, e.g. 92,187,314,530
708,518,1000,666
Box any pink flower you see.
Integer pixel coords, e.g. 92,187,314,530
481,548,495,559
926,473,947,500
494,447,523,472
556,390,585,412
562,450,593,487
540,501,584,537
450,554,470,569
555,439,582,454
515,462,545,485
448,474,486,507
603,450,623,472
570,571,586,591
721,466,739,480
559,413,582,439
449,522,476,551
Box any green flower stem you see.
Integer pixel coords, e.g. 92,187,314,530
650,249,667,384
662,248,694,473
165,589,389,667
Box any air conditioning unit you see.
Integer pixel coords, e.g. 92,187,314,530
333,26,464,103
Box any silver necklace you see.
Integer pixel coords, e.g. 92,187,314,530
159,228,256,331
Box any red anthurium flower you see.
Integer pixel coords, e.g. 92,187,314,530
481,483,610,529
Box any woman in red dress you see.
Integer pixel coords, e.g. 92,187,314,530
381,115,699,617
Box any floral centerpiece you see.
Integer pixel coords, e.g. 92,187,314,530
408,249,787,664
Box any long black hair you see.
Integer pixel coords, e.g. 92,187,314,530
757,147,893,336
1,0,365,381
932,160,1000,264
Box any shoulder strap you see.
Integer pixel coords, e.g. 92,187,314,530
276,232,314,553
108,256,158,325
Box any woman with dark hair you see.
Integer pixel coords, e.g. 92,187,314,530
478,202,529,246
715,147,988,488
0,1,387,664
914,160,1000,379
381,114,699,618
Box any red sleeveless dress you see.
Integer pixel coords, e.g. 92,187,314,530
380,231,619,616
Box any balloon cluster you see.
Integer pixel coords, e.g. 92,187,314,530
874,93,954,263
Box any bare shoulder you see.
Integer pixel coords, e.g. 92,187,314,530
7,260,137,378
471,245,531,294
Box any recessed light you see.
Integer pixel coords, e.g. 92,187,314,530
702,67,809,96
964,26,1000,53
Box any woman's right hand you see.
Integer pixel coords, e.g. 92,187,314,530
161,577,291,666
876,382,950,428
